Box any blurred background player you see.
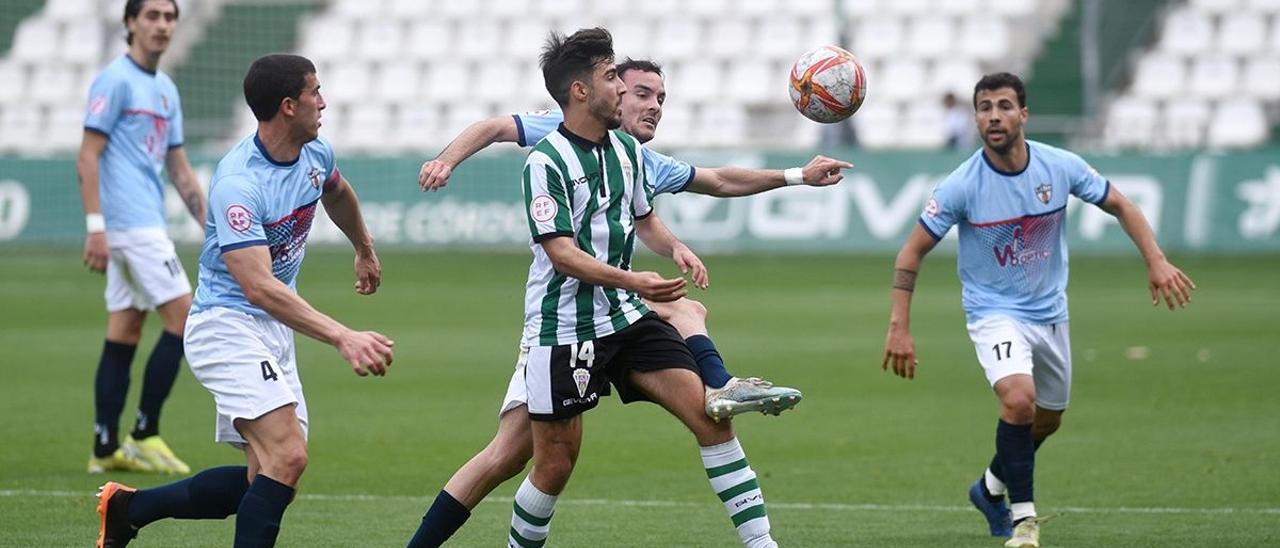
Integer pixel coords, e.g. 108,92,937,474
94,53,394,548
405,57,849,547
882,73,1196,548
79,0,204,475
944,92,976,149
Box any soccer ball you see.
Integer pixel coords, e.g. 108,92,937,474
788,46,867,123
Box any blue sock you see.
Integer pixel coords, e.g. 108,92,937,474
995,420,1035,505
133,331,184,439
127,466,250,527
686,335,733,389
234,474,295,548
94,340,137,457
406,490,472,548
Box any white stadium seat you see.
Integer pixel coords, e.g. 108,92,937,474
708,19,752,59
1158,8,1214,55
423,60,471,102
901,102,948,149
11,19,59,62
929,59,982,98
29,65,79,106
609,19,652,60
884,0,931,17
387,0,430,18
697,104,748,147
1132,53,1186,100
688,0,731,17
652,103,694,148
907,16,955,60
45,0,96,20
299,16,355,64
46,104,85,151
653,17,702,60
540,0,587,19
671,59,724,103
937,0,982,17
1208,98,1268,147
474,59,520,103
726,59,774,103
506,20,547,58
0,106,44,153
852,100,901,149
959,16,1010,61
1189,0,1243,14
395,104,441,150
879,59,927,101
0,64,27,104
1247,0,1280,11
324,63,371,106
356,20,405,61
853,16,904,62
406,20,453,60
637,0,680,17
372,61,421,104
988,0,1038,18
1188,54,1239,99
1217,12,1267,55
1242,55,1280,99
455,20,502,60
440,103,493,139
779,0,835,16
1163,98,1211,148
756,17,804,60
344,103,391,152
1105,97,1158,148
60,19,104,64
738,0,781,18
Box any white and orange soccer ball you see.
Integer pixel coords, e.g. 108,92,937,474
788,46,867,123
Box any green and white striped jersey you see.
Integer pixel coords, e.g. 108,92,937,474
521,123,654,347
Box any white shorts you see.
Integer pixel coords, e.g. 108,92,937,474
967,315,1072,411
105,228,192,312
498,347,529,417
185,307,309,446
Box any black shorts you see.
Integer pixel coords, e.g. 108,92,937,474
525,313,697,421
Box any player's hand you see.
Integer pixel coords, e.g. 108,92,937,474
628,271,687,302
672,244,709,290
419,159,453,192
1148,259,1196,310
354,248,381,295
801,155,854,187
882,327,917,380
83,232,108,273
336,330,395,376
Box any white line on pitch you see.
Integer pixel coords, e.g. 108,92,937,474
3,489,1278,516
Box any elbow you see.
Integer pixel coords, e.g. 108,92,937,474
240,281,274,309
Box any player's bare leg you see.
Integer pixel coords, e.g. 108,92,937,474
91,309,152,473
990,374,1041,547
232,404,306,546
443,406,533,508
629,368,777,548
648,298,802,421
123,295,192,474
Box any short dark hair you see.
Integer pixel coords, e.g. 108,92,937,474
616,58,663,79
973,72,1026,108
539,28,615,107
123,0,179,45
243,54,316,122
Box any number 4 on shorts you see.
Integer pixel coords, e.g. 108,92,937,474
260,360,279,381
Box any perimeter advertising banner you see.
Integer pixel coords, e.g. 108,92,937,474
2,148,1278,253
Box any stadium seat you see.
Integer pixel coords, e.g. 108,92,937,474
1189,0,1243,14
387,0,430,18
937,0,983,17
609,19,652,60
929,59,982,98
455,20,502,60
422,60,470,101
29,65,80,106
394,104,441,150
1163,98,1211,148
652,103,694,148
540,0,586,19
1158,8,1214,55
852,100,901,149
344,103,392,152
505,20,546,58
440,103,493,139
988,0,1038,18
653,17,702,60
853,16,904,62
406,20,453,60
884,0,932,17
356,20,405,61
1242,55,1280,99
1247,0,1280,10
756,17,805,61
907,16,955,60
726,59,774,103
840,0,881,17
1105,96,1158,148
0,105,44,153
959,17,1010,62
11,19,59,63
299,16,355,64
901,102,948,149
1207,98,1268,147
46,104,85,151
672,59,724,103
880,59,927,101
779,0,834,16
433,0,481,19
637,0,680,17
0,64,28,105
697,104,748,147
372,60,421,104
708,18,752,59
474,59,521,103
45,0,96,20
324,63,371,106
688,0,731,18
1217,12,1267,55
60,19,104,64
1132,53,1186,100
1188,54,1240,99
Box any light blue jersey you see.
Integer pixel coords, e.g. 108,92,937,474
83,54,184,231
513,110,696,194
191,134,340,317
919,140,1111,324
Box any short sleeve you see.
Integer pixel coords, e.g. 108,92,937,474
513,110,564,147
643,148,696,195
1066,152,1110,205
84,73,127,135
523,158,572,242
315,136,342,192
631,142,654,219
208,174,268,252
918,175,966,240
166,90,184,148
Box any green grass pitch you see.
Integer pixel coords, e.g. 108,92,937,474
0,248,1277,547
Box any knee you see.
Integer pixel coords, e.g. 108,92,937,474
1000,394,1036,425
680,299,708,322
532,456,575,493
275,446,308,483
482,444,530,481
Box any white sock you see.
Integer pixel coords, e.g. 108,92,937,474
702,438,774,547
509,476,557,547
1011,502,1037,522
984,468,1007,497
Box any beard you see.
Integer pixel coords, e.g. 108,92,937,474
982,130,1017,155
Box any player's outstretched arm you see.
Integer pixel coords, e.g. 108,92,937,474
1098,186,1196,310
687,155,853,197
321,175,380,295
165,146,207,222
76,130,110,273
634,212,708,289
883,224,940,380
223,245,394,376
419,116,520,192
540,236,687,302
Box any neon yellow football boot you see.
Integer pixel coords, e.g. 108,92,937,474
88,448,154,474
124,435,190,474
1004,517,1040,548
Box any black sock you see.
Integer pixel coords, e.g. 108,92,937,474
234,474,295,548
94,340,137,457
987,437,1045,488
127,466,250,528
406,490,472,548
133,331,184,439
995,419,1036,505
685,335,733,389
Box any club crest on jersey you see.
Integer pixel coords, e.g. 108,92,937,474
573,368,591,398
226,204,252,233
307,167,322,189
1035,183,1052,204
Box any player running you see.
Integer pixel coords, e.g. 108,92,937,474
79,0,205,475
405,58,849,546
881,73,1196,548
95,54,393,548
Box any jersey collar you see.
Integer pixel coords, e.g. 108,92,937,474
123,53,157,76
556,123,611,150
253,133,300,167
980,141,1032,177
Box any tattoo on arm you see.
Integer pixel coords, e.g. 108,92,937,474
180,185,203,219
892,268,918,292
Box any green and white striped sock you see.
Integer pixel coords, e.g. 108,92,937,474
508,476,556,548
703,438,775,548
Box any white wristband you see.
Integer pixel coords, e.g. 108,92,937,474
85,213,105,233
784,167,804,186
